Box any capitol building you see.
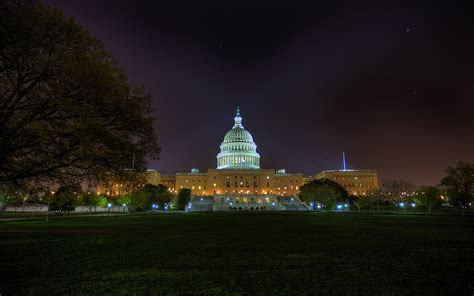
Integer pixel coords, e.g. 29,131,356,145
145,108,379,211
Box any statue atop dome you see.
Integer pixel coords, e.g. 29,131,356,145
233,106,243,128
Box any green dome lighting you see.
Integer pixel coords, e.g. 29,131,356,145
217,108,260,169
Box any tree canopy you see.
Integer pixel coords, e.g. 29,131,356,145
0,0,159,188
299,178,348,210
142,184,172,209
50,184,81,215
176,188,191,211
414,186,441,214
440,161,474,212
382,179,416,205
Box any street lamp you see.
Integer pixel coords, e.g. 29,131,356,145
107,203,112,215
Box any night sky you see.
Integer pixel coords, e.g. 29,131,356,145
44,0,474,185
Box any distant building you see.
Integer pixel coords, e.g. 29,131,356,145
313,170,379,196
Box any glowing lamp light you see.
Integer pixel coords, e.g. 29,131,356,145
272,202,276,206
411,203,416,208
107,203,112,208
337,205,343,209
200,198,204,202
399,202,405,208
344,204,348,208
291,198,294,201
123,204,126,207
317,205,322,209
309,202,314,207
230,202,233,206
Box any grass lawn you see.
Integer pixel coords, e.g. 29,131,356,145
1,213,473,295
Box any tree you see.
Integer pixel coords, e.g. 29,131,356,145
414,186,441,214
176,188,191,211
367,189,387,212
382,179,416,209
142,184,172,209
77,192,100,215
300,179,348,211
440,161,474,216
352,197,364,212
119,191,147,212
50,184,81,215
0,0,159,188
0,183,21,217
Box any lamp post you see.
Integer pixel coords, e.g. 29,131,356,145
107,203,112,215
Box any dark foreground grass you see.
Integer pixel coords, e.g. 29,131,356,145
1,213,473,295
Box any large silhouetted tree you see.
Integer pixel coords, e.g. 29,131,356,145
300,179,348,210
177,188,192,211
414,186,441,214
142,184,172,209
0,0,159,188
440,161,474,216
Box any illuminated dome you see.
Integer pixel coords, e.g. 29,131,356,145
217,108,260,169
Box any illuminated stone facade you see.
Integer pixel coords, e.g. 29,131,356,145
313,170,379,196
174,168,302,197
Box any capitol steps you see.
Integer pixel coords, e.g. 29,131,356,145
277,196,310,211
